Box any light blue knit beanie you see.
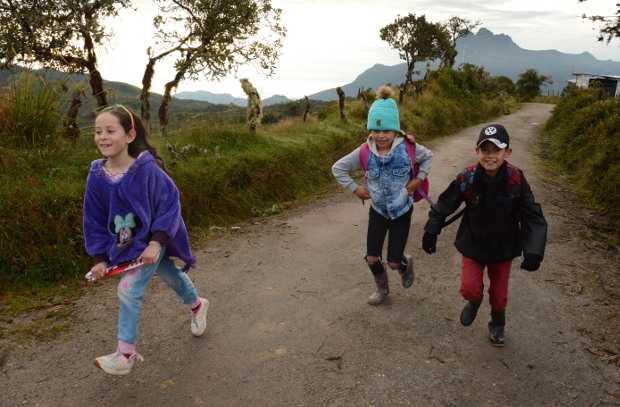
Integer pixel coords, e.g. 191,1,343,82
367,86,400,132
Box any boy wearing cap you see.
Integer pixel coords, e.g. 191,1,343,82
422,124,547,346
332,85,433,305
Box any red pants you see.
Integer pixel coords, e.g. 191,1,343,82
460,256,512,312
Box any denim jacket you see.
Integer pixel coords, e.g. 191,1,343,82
332,137,433,220
366,142,413,219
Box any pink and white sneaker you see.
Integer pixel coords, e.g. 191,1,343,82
191,297,209,337
94,351,143,375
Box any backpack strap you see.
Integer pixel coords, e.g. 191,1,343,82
404,134,417,176
359,142,370,172
457,164,478,198
403,134,434,205
505,162,522,188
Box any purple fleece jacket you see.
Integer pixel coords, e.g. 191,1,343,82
83,151,195,269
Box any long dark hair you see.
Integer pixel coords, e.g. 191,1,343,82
97,105,166,170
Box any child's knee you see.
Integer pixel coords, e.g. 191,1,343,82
365,256,381,265
117,273,142,302
459,283,483,302
387,261,400,270
117,279,132,302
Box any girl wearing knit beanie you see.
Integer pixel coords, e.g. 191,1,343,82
331,85,433,305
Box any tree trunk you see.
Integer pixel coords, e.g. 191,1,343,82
140,58,156,129
158,74,182,137
62,87,84,141
336,87,346,121
405,58,417,97
82,26,107,107
303,96,310,122
240,79,262,135
88,69,107,108
405,64,414,93
158,53,193,136
140,45,184,129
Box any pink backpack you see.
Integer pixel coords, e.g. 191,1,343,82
359,134,432,204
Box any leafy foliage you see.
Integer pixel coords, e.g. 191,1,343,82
516,69,552,101
579,0,620,43
150,0,286,133
0,72,62,147
443,16,480,67
544,89,620,231
380,14,451,88
0,0,133,107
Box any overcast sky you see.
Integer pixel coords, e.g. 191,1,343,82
98,0,619,99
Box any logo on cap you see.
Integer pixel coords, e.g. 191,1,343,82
484,126,498,136
376,119,382,126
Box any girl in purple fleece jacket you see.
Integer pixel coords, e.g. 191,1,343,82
83,105,208,376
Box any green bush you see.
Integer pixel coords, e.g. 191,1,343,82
544,90,620,231
399,66,515,137
0,122,365,288
0,73,62,147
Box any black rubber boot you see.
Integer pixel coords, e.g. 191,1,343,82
398,255,414,288
460,301,481,326
488,310,506,347
367,260,389,305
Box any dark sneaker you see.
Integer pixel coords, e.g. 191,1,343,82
399,255,414,288
488,323,505,347
460,301,481,326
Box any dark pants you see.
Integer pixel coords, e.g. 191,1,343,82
460,256,512,312
366,206,412,264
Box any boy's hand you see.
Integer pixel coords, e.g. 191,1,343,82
139,241,161,265
422,232,437,254
406,178,423,195
89,262,108,280
354,186,371,201
520,255,541,271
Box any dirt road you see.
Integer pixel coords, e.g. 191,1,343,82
2,104,619,406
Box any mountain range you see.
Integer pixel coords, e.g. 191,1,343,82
175,90,291,106
308,28,620,101
3,28,618,109
0,67,239,116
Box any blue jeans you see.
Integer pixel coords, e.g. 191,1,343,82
117,249,199,344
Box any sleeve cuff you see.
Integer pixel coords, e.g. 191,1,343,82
94,254,108,264
150,231,170,245
346,183,359,193
417,171,428,181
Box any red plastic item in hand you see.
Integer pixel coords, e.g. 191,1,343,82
85,259,144,282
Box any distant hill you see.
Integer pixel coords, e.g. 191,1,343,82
176,90,291,107
0,67,243,118
309,27,620,100
176,90,246,106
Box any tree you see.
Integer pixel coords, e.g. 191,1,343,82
579,0,620,43
151,0,285,135
0,0,132,108
380,14,448,93
240,78,261,135
490,75,516,96
516,69,552,101
336,87,346,121
302,96,310,122
444,16,480,67
62,85,86,141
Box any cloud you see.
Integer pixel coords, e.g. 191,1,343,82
99,0,619,98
